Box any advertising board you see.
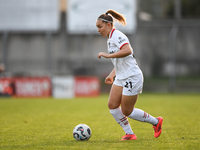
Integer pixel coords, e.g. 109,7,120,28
67,0,137,34
0,78,13,96
75,76,100,97
0,0,59,32
52,76,75,99
14,77,51,97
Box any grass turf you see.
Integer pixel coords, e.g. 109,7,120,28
0,93,199,150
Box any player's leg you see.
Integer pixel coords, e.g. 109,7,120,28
108,83,134,137
121,94,163,138
121,94,158,125
107,83,122,109
121,73,163,138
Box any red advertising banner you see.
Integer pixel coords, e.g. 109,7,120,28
75,76,100,97
14,77,51,97
0,78,14,96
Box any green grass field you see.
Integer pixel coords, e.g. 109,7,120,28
0,93,199,150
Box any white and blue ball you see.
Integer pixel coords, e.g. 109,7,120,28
73,124,92,141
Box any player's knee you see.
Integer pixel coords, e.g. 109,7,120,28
108,102,119,109
121,109,132,116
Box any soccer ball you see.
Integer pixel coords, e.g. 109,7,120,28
73,124,92,141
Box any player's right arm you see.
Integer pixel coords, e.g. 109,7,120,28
105,68,115,84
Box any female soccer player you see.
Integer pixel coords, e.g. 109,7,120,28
96,9,163,141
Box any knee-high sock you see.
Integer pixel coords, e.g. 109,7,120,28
110,107,134,134
128,108,158,126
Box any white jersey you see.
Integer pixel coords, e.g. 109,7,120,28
107,28,142,80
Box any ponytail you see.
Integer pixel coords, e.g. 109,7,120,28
106,10,126,26
98,9,126,26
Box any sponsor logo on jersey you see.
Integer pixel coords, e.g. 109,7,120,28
109,51,115,54
108,42,110,47
118,37,126,44
108,41,116,49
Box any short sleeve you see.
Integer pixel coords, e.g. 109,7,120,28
112,31,129,49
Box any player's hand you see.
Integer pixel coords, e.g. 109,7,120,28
97,52,110,59
105,76,113,84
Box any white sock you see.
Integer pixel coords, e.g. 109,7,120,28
128,108,158,126
110,107,134,135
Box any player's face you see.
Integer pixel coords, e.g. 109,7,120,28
96,20,111,37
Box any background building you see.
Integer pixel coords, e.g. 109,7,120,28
0,0,200,93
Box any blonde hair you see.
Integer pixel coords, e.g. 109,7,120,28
98,9,126,26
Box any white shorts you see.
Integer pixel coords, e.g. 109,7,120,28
113,73,144,96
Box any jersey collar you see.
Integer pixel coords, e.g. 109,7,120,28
109,28,115,38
